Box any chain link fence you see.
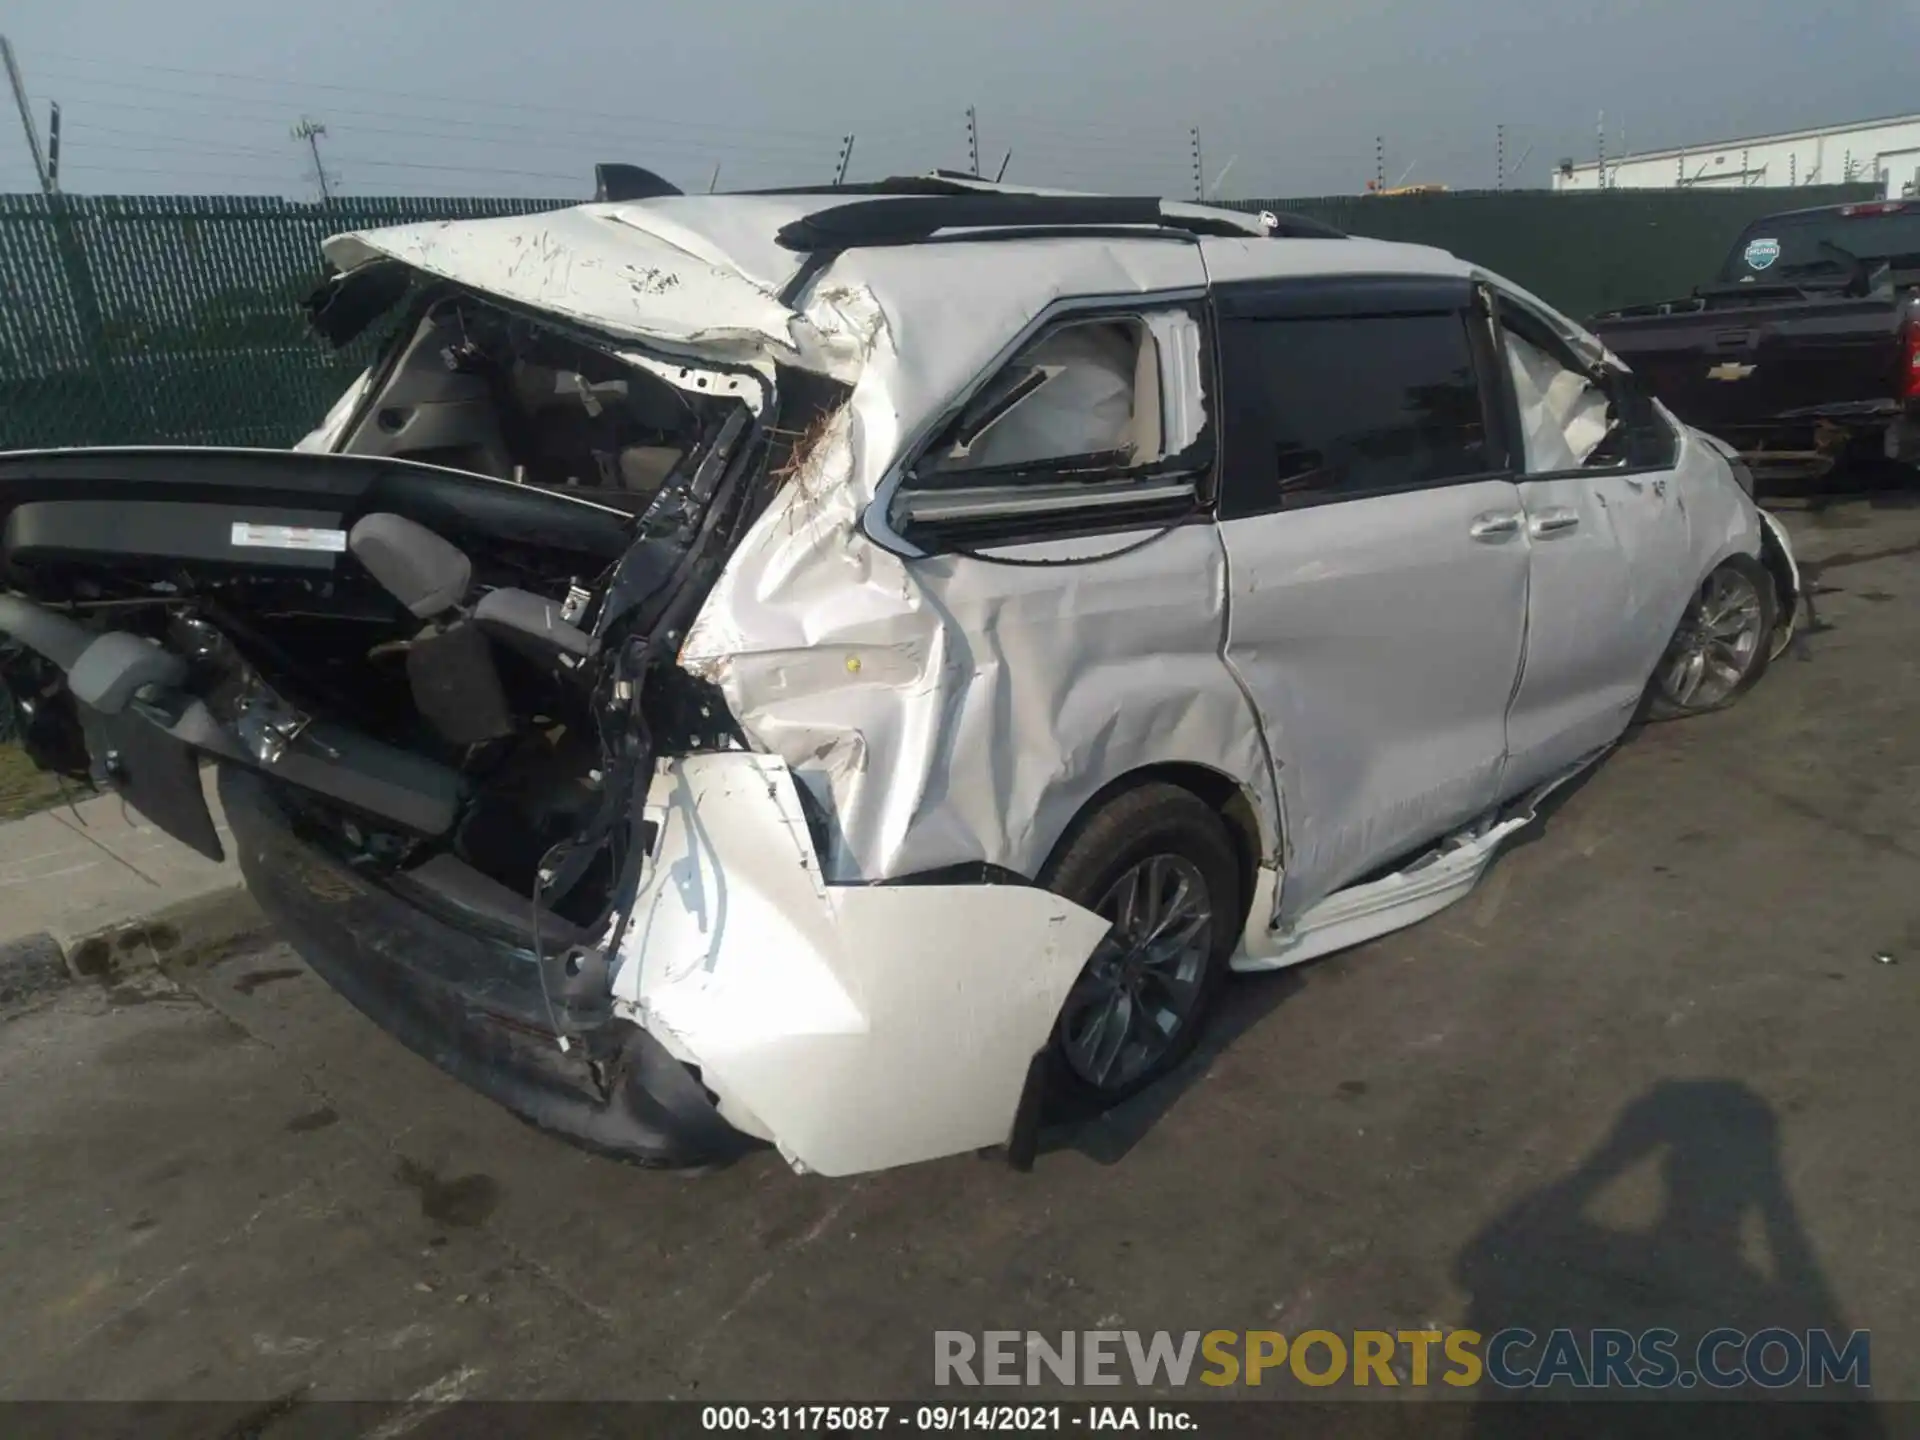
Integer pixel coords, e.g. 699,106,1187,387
0,193,568,452
0,184,1881,453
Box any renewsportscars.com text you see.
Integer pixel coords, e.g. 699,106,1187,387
934,1327,1871,1390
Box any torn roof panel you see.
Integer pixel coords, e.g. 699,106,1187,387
322,203,809,361
320,190,1461,389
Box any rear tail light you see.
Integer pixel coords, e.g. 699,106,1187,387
1905,316,1920,400
1841,201,1908,217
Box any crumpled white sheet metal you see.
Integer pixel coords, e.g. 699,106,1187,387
678,236,1276,885
821,239,1208,502
322,191,1237,394
1146,310,1209,454
680,413,1277,883
1505,330,1611,470
610,751,1110,1176
323,202,875,381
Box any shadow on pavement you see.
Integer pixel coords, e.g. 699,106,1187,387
1456,1079,1884,1438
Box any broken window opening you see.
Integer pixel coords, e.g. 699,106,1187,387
335,295,715,514
918,311,1199,481
1503,326,1616,473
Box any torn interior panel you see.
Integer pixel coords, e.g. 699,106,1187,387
1505,329,1611,470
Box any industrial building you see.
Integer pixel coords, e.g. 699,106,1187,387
1553,111,1920,200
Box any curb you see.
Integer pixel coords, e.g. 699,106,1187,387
55,885,272,984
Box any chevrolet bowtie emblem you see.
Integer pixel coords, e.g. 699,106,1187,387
1707,361,1757,381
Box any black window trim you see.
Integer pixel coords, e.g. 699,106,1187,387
1484,286,1680,482
1212,278,1516,521
887,293,1218,554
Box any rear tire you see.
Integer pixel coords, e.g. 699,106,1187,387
1644,554,1778,720
1038,783,1240,1111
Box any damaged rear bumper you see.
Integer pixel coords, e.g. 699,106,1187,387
220,765,757,1168
612,752,1112,1177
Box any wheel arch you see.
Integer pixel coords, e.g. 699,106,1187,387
1756,509,1801,640
1037,761,1271,934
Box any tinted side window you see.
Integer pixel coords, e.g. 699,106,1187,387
1218,311,1491,518
1721,211,1920,281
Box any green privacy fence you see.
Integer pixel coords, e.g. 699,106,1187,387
0,193,569,452
1229,184,1878,322
0,184,1883,452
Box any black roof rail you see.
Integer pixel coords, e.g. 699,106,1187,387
773,193,1345,251
740,176,987,200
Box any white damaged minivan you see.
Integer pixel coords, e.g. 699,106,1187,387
0,176,1799,1176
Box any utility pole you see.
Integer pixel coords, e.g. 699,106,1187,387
1596,110,1606,188
834,134,855,186
707,162,722,193
2,35,52,194
1374,135,1385,192
46,101,59,191
1190,127,1204,201
966,106,979,178
292,116,332,203
994,149,1012,184
1496,124,1506,191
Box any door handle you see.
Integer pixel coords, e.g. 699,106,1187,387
1469,511,1523,541
1530,508,1580,536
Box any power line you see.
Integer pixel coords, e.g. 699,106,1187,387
42,89,828,160
62,146,585,183
35,70,1191,182
881,122,1185,157
41,54,1190,160
29,57,843,142
63,123,317,156
35,45,1224,158
53,159,578,196
61,124,602,167
63,138,294,162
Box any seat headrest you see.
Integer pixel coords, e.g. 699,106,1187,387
348,513,472,618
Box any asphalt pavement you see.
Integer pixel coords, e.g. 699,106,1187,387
0,500,1915,1423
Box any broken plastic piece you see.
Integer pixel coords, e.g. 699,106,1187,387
612,753,1110,1176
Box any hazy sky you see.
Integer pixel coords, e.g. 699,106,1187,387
4,0,1917,202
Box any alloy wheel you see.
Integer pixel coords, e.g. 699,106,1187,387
1057,853,1214,1091
1661,567,1765,711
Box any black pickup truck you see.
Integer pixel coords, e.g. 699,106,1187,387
1590,200,1920,483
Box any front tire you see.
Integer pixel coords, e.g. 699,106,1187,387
1644,554,1778,720
1039,783,1240,1110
